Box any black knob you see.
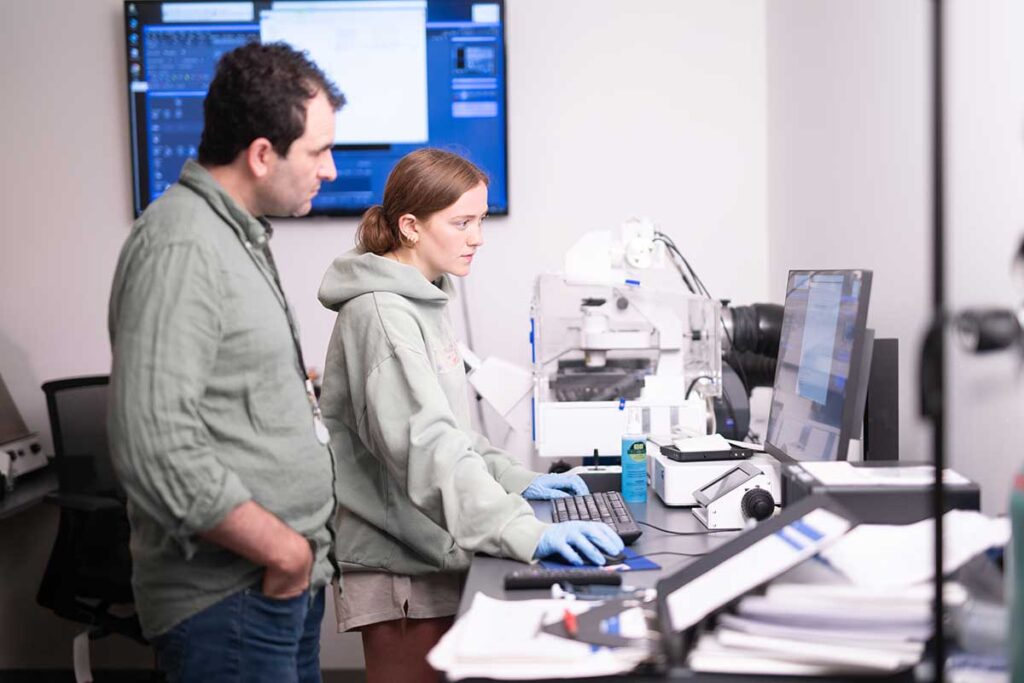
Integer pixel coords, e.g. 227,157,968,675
741,488,775,522
30,443,41,454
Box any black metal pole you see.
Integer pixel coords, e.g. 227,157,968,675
926,0,947,679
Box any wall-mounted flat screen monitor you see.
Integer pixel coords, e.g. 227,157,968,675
124,0,508,217
765,269,873,462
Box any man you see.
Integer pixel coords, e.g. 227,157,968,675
108,42,345,681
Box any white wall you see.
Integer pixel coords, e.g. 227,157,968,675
765,0,1024,515
468,0,770,449
0,0,768,669
765,0,932,467
945,0,1024,514
0,2,167,668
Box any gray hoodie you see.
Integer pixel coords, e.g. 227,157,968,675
318,250,547,575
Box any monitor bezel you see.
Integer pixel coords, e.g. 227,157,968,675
764,268,874,464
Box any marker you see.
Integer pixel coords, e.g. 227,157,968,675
563,608,578,638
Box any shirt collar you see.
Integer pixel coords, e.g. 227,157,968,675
178,159,273,246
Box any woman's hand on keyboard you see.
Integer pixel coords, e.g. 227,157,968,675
522,473,589,500
532,521,624,566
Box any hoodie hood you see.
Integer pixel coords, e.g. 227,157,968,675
318,249,454,311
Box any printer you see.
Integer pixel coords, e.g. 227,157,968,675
0,373,47,494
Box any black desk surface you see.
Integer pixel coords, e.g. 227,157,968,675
460,491,737,614
0,467,56,520
456,486,917,683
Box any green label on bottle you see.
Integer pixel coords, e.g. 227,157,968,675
626,441,646,463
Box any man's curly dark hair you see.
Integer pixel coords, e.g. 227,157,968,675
198,42,346,166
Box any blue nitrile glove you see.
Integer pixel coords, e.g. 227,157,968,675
533,521,625,566
522,473,589,500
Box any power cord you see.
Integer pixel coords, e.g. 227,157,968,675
653,236,698,294
684,374,715,400
637,520,736,536
655,232,712,299
456,277,490,440
656,230,756,407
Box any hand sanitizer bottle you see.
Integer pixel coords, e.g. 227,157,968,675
620,405,647,503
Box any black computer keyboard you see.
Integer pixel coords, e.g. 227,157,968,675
550,491,643,544
504,568,623,590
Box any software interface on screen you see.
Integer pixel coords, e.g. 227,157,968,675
125,0,508,217
766,270,872,462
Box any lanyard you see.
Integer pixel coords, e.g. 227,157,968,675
235,227,331,446
257,242,309,377
237,226,339,575
182,176,341,577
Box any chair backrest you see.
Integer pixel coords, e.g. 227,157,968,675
37,375,142,643
41,376,121,499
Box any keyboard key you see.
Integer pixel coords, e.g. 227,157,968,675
549,492,642,545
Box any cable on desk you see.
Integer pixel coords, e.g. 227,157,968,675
637,520,736,536
684,374,715,400
635,551,709,559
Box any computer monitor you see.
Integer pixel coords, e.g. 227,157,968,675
124,0,508,217
765,269,873,462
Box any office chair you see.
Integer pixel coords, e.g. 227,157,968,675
36,376,146,673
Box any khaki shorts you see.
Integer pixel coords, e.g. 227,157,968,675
333,571,465,632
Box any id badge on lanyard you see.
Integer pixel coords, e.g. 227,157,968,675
305,379,331,446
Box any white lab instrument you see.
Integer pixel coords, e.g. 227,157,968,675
651,445,781,508
531,219,723,459
0,374,47,491
691,462,776,530
1,433,47,490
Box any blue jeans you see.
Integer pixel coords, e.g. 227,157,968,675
153,586,325,683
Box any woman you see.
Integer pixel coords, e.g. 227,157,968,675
317,148,623,682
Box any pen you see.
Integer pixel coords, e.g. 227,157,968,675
563,608,578,638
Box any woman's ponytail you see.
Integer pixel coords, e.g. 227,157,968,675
356,204,400,255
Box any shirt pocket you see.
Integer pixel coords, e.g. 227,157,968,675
221,264,311,435
244,372,311,435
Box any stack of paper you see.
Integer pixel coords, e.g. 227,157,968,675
665,507,854,632
800,461,971,487
688,582,962,675
671,433,731,452
428,593,650,680
820,510,1010,588
687,509,1009,677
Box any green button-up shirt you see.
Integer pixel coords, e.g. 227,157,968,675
108,160,337,638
